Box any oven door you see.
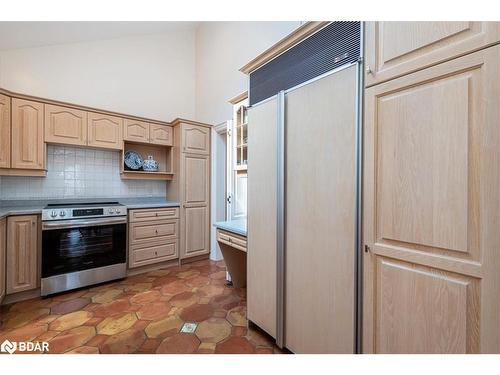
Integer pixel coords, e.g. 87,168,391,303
42,217,127,278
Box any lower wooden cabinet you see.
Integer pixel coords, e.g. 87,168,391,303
128,208,180,268
0,219,6,303
6,215,39,294
183,205,210,258
363,45,500,353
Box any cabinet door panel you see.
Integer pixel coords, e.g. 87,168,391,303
285,66,357,353
183,154,209,206
183,206,209,257
181,124,210,154
375,258,477,353
247,97,277,338
6,215,38,294
11,99,45,170
365,21,500,86
87,112,123,150
0,219,6,303
0,94,11,168
150,124,173,146
44,104,87,146
363,46,500,353
124,119,149,143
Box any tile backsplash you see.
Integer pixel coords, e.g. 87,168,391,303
0,145,166,200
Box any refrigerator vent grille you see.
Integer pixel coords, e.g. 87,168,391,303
249,21,361,106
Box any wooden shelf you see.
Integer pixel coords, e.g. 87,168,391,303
121,170,174,180
121,141,173,180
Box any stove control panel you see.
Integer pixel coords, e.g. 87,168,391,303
42,204,127,221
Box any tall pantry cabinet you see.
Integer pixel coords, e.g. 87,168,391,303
169,119,211,260
244,22,362,353
363,22,500,353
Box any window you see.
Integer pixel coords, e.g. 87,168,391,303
227,93,248,220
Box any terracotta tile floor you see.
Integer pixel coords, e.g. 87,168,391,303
0,260,283,354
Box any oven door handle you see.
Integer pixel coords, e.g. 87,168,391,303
42,217,127,230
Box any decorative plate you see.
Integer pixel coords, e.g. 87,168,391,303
124,150,143,170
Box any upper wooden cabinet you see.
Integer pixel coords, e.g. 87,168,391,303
181,124,210,155
6,215,39,295
44,104,87,146
150,124,172,146
123,120,172,146
0,219,6,304
88,112,123,150
365,21,500,86
363,46,500,353
124,119,150,143
11,98,45,170
0,94,11,169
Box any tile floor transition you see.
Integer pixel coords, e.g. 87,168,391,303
0,260,283,354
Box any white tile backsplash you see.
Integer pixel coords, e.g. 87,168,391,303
0,145,166,200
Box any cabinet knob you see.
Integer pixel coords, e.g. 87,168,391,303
364,244,371,253
365,65,372,74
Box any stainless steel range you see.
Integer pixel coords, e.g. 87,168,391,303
41,202,127,296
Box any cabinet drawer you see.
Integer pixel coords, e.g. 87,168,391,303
130,219,178,245
217,229,247,252
129,240,178,268
129,207,179,222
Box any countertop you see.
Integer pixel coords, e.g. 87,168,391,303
214,219,247,237
0,197,180,220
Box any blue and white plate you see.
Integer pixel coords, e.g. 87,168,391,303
124,150,143,170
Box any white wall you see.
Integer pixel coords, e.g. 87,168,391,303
0,31,196,122
195,21,301,125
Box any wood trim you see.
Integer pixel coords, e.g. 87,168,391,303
0,168,46,177
179,253,209,265
239,22,330,74
372,243,483,279
228,91,248,105
170,118,213,128
0,86,173,127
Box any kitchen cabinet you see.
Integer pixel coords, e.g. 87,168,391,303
123,120,173,146
44,104,87,146
365,21,500,87
183,205,209,258
123,119,150,143
128,208,179,268
150,124,172,146
247,96,277,338
11,98,45,171
0,94,10,169
181,123,210,155
363,46,500,353
181,153,210,257
6,215,39,294
87,112,123,150
169,120,211,261
0,219,6,304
